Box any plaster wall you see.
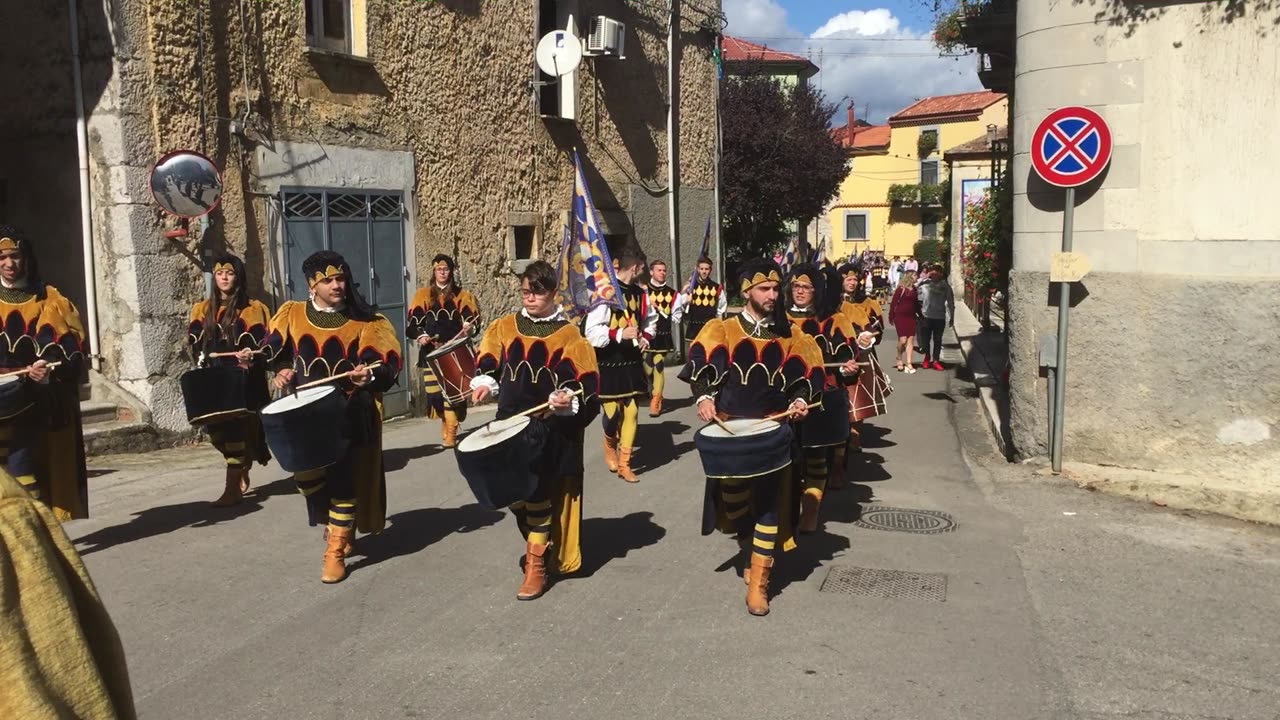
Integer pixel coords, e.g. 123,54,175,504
1010,0,1280,476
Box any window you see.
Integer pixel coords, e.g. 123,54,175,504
305,0,367,57
844,212,868,242
918,128,939,158
922,214,939,241
920,160,939,186
507,212,541,272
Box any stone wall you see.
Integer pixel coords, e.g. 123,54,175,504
1010,1,1280,477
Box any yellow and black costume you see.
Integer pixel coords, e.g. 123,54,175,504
786,264,860,527
186,253,272,506
837,262,892,457
471,307,600,599
0,226,87,521
679,259,823,616
584,279,654,483
643,279,675,416
265,250,402,583
674,275,725,344
406,254,479,448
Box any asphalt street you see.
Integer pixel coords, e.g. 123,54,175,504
68,330,1280,720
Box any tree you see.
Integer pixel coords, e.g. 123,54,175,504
720,67,848,262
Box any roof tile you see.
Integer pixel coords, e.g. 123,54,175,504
889,90,1006,124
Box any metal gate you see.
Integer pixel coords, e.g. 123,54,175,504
280,189,410,417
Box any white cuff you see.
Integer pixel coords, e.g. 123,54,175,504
695,394,715,406
549,390,580,416
469,375,499,395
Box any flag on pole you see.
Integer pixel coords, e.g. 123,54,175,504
812,236,827,267
558,150,623,316
683,215,712,296
778,234,799,276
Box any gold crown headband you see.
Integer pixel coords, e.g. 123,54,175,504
739,269,781,293
212,262,234,274
0,237,18,252
790,273,813,287
308,265,345,288
433,260,450,269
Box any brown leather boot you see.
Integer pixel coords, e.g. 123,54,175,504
649,393,662,417
442,416,459,449
211,466,243,507
239,467,251,495
323,526,356,559
745,555,774,616
517,542,549,600
617,446,638,483
799,491,821,534
321,525,353,584
603,435,619,473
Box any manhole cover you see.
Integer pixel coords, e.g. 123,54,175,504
820,566,947,602
854,506,956,534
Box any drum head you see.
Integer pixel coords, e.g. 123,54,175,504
699,418,781,438
425,335,470,359
457,415,531,452
262,386,338,415
0,374,21,387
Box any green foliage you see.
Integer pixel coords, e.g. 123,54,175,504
887,183,944,206
961,182,1012,297
913,238,947,265
932,7,966,53
917,132,938,158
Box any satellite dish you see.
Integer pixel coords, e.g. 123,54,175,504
536,29,582,77
149,150,223,218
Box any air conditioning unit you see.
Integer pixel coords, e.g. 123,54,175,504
586,16,625,58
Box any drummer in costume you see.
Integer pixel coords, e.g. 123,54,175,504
469,261,600,601
836,262,892,460
642,259,675,417
0,224,87,521
406,254,478,448
680,258,824,616
266,250,402,584
785,264,870,524
584,248,655,483
186,253,272,506
671,256,725,344
839,261,885,343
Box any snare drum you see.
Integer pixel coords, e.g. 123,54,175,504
180,366,250,425
693,418,793,479
454,415,549,510
800,388,851,448
260,386,349,473
424,336,477,408
0,373,32,420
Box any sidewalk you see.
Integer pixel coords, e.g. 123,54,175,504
952,301,1012,459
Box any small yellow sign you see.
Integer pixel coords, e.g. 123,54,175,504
1050,252,1091,283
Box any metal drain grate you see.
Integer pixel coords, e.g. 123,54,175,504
821,566,947,602
854,506,956,534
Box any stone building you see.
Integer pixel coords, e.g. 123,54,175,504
0,0,721,437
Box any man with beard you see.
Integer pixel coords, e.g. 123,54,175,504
583,248,655,483
672,255,725,344
266,250,403,584
407,254,479,448
680,258,823,616
642,259,676,417
0,224,87,520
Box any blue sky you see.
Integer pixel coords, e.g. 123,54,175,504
723,1,984,124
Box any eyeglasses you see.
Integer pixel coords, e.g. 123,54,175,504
520,288,551,298
791,284,814,291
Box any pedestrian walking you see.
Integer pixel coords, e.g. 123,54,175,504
889,270,920,373
918,268,955,370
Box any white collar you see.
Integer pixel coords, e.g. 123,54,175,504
740,307,771,333
789,304,812,313
311,298,346,314
1,276,27,289
521,307,564,323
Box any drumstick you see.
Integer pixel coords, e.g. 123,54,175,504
0,361,63,378
294,362,384,391
711,417,736,436
762,400,821,422
823,362,871,368
208,348,268,359
512,387,585,419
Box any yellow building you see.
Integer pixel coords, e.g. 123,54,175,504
826,91,1008,261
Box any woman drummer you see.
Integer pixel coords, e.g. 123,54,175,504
186,253,272,506
407,254,479,448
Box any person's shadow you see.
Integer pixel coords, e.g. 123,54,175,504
819,482,875,524
381,442,448,472
569,511,667,579
346,503,505,575
659,396,696,413
857,424,896,449
841,450,892,484
73,475,297,555
633,420,693,474
767,528,853,598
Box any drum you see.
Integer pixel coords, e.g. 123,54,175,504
424,336,477,408
454,415,548,510
0,374,32,420
260,386,349,473
800,388,851,448
693,418,793,479
180,366,250,425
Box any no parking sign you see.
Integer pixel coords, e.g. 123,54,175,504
1031,106,1112,188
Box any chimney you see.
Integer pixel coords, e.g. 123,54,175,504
846,100,855,146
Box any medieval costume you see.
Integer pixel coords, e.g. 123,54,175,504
584,279,655,483
470,306,600,600
406,254,479,448
642,277,675,416
837,262,893,460
786,264,861,523
672,274,726,345
186,253,272,506
679,259,824,616
0,226,87,521
265,251,402,583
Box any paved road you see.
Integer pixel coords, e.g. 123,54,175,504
69,331,1280,719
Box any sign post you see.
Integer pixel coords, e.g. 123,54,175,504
1030,106,1112,473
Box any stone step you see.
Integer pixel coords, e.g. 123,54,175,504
82,420,159,456
80,400,120,426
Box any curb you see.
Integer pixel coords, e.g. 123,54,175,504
952,307,1012,460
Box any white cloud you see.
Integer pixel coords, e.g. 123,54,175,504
724,4,984,125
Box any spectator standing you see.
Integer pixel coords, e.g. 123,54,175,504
888,256,903,289
889,270,920,373
918,268,954,370
904,256,919,274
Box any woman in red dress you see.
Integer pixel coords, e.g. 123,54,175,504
889,271,920,372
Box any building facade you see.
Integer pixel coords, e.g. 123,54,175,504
1008,2,1279,478
0,0,720,434
826,91,1006,261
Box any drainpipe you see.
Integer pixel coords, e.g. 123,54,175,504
68,0,102,371
666,0,680,287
